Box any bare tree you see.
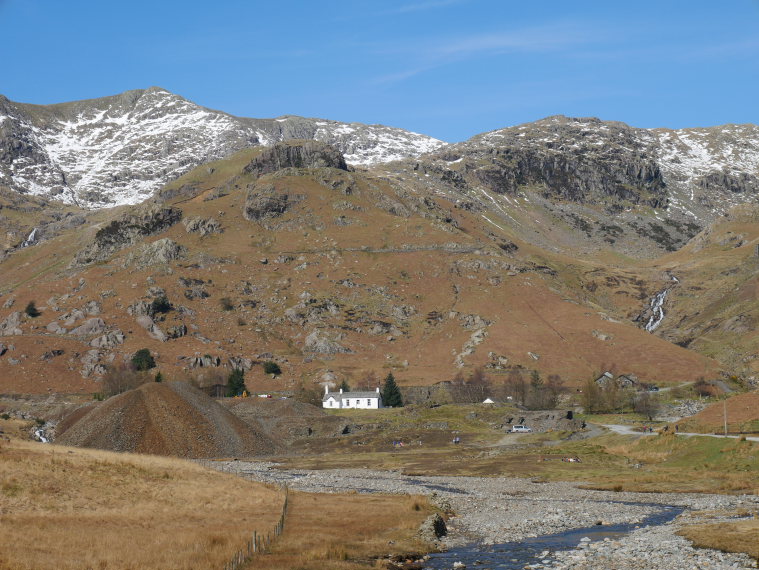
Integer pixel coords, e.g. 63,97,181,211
502,369,527,406
634,391,660,420
101,364,147,397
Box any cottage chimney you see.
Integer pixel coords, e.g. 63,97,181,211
376,386,380,393
339,388,343,394
324,385,328,394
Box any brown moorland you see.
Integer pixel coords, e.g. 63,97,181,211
674,391,759,434
0,145,729,395
0,435,284,570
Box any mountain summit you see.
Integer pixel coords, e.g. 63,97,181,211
0,87,444,207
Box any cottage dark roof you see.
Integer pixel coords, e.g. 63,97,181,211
322,391,382,401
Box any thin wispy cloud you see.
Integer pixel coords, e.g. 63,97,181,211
385,0,467,14
372,22,602,84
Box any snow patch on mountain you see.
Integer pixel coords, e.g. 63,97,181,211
1,88,444,208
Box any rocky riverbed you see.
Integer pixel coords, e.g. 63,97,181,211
207,460,758,569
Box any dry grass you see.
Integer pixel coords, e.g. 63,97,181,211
0,437,284,569
679,518,759,562
253,492,433,569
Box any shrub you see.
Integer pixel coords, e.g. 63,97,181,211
263,361,281,376
131,349,156,371
154,371,163,383
219,297,235,311
24,301,40,318
150,296,172,314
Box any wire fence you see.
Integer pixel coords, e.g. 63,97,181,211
223,484,289,570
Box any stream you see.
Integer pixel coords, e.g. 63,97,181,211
423,504,684,569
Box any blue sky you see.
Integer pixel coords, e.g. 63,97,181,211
2,0,758,141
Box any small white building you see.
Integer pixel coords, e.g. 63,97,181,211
322,386,384,409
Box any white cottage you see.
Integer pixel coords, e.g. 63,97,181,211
322,386,384,409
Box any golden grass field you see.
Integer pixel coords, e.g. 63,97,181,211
259,492,432,570
0,431,283,569
679,514,759,562
0,419,434,570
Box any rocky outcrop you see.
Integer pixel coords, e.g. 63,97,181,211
46,321,67,334
68,318,107,336
183,216,222,236
73,204,182,266
440,117,667,207
136,315,168,342
418,513,447,542
124,238,187,268
304,330,351,354
243,140,348,178
0,312,23,336
90,331,125,348
243,183,294,221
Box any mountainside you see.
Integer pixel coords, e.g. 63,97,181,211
383,116,759,260
0,140,729,395
2,92,759,395
0,87,443,207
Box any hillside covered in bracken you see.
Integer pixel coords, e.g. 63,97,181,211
2,91,759,397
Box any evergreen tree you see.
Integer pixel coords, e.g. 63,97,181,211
131,348,156,371
24,301,41,318
339,380,350,392
226,368,246,397
263,361,281,376
154,371,163,383
382,373,403,407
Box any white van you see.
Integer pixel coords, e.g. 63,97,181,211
510,425,532,433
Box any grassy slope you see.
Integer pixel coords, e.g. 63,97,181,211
0,421,433,570
0,432,283,569
676,391,759,434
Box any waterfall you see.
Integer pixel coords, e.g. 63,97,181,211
645,290,668,332
644,275,678,333
21,228,38,248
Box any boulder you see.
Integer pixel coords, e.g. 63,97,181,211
304,330,350,354
62,309,86,326
136,315,167,342
417,513,447,542
90,331,125,348
0,312,23,336
125,238,186,268
68,318,107,336
46,321,67,334
243,182,293,221
183,216,222,236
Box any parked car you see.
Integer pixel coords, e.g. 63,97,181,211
510,425,532,433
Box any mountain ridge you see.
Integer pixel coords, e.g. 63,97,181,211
0,87,444,208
